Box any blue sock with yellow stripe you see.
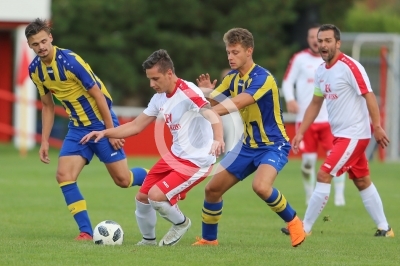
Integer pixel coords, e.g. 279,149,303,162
60,181,93,236
128,167,148,187
265,188,296,222
201,201,223,241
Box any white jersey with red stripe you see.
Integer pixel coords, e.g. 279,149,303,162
282,49,329,123
314,53,372,139
143,78,215,167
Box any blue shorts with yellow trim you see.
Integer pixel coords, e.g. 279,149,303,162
59,127,126,165
220,141,291,180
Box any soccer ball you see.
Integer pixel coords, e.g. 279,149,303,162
93,220,124,245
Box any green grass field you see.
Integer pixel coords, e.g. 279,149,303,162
0,143,399,266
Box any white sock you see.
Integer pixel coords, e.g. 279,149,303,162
301,153,317,203
148,199,185,225
303,182,331,233
359,183,389,230
135,198,157,240
334,173,346,202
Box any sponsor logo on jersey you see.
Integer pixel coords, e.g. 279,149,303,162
325,83,332,93
164,113,172,123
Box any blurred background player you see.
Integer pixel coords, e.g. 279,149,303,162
292,24,393,237
282,24,346,206
192,28,305,248
26,18,147,240
81,49,224,246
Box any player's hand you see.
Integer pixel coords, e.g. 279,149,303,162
209,139,225,157
80,131,105,144
291,133,303,154
109,138,125,150
286,100,299,114
373,126,390,148
39,141,50,164
196,73,217,90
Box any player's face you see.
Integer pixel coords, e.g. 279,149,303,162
317,30,341,63
27,30,53,60
146,66,174,94
307,27,319,54
226,44,252,70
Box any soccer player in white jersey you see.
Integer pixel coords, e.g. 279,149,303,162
291,24,393,237
81,49,224,246
282,24,346,206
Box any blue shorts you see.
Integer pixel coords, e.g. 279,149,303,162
59,127,126,165
220,141,291,180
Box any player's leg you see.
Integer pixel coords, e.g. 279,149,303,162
57,156,91,240
303,138,364,234
148,155,212,246
134,157,169,246
58,130,95,240
298,123,318,204
254,142,305,247
91,138,148,187
301,153,317,204
135,191,157,246
349,152,394,237
193,142,253,246
319,123,346,206
105,159,148,187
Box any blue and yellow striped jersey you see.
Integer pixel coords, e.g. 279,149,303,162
29,46,117,130
210,64,289,147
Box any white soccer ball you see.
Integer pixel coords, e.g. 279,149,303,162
93,220,124,245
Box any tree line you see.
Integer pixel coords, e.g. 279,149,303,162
51,0,354,105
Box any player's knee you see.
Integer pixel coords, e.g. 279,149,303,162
56,170,74,183
316,170,332,183
147,185,167,202
112,175,131,188
252,183,272,198
353,176,371,191
204,184,222,200
135,192,149,203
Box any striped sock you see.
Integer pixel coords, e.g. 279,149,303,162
60,181,93,236
201,201,223,241
129,167,149,187
265,188,296,222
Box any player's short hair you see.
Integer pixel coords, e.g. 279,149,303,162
318,24,341,41
142,49,175,74
25,18,51,39
223,28,254,49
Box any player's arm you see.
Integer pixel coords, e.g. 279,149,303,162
212,93,254,116
199,104,225,156
38,92,55,163
197,73,230,107
86,85,114,130
80,113,156,144
213,73,274,116
103,113,156,138
281,54,301,113
362,92,389,147
296,94,324,135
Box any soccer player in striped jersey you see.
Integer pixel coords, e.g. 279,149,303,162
292,24,393,237
25,18,147,241
192,28,306,247
81,49,224,246
282,24,346,206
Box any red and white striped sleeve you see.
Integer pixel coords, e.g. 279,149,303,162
180,82,209,111
341,55,372,95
